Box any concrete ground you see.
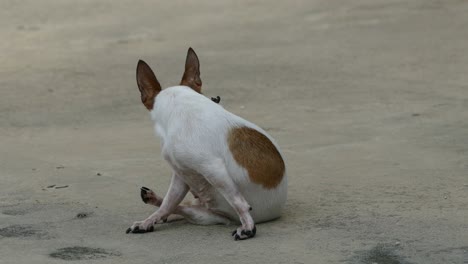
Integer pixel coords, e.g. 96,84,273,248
0,1,467,263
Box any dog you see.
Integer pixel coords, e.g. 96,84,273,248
126,48,287,240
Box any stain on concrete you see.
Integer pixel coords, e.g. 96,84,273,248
1,204,43,216
350,244,413,264
2,209,27,216
0,225,48,239
49,246,120,260
430,246,468,263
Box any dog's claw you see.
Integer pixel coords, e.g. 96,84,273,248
127,222,155,234
132,226,147,234
140,187,149,204
251,225,257,236
242,230,252,236
232,225,256,240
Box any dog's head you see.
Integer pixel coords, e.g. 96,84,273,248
136,48,202,110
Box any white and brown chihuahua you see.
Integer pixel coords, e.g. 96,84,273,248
126,48,287,240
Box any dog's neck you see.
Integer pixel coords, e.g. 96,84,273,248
151,86,217,140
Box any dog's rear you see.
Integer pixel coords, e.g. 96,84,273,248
127,48,287,240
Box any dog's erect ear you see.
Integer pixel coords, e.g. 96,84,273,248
180,47,202,93
136,60,161,110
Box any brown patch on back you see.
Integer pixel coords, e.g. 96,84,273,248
228,127,285,189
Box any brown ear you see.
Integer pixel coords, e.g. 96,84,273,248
136,60,161,110
180,47,202,93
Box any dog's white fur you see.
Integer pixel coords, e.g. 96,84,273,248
128,49,287,240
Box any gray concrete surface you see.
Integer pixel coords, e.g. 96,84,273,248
0,1,467,263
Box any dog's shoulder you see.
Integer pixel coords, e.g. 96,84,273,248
152,85,231,138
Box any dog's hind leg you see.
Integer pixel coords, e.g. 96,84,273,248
173,206,230,225
140,186,163,206
140,186,229,225
140,186,199,207
127,173,189,233
198,158,257,240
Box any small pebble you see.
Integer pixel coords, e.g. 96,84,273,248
96,172,102,176
76,213,88,218
395,241,400,246
444,195,447,199
240,105,245,109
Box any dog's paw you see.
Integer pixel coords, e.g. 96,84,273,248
140,186,161,206
231,225,256,240
126,220,154,234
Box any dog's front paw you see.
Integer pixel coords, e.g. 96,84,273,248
126,219,154,234
231,225,256,240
